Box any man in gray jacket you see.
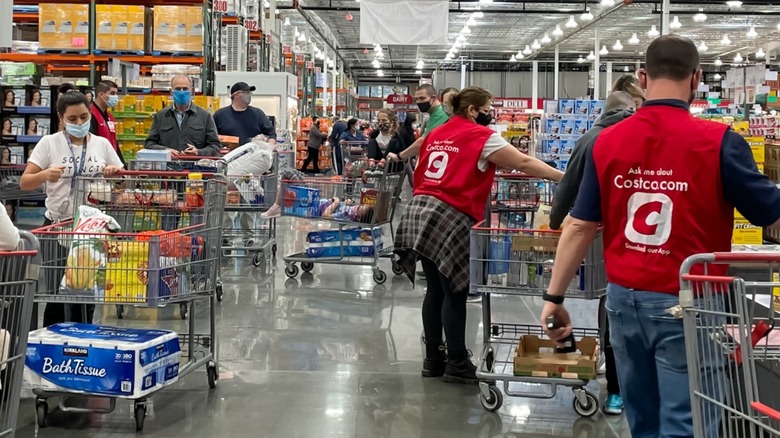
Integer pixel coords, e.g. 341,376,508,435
145,75,222,156
549,91,637,229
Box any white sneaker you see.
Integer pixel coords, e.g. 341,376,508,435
261,204,282,219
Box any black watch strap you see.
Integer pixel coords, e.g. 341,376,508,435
543,292,564,305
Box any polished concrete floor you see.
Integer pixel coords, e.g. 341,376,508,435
17,217,631,438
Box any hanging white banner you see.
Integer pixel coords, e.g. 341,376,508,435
360,0,449,46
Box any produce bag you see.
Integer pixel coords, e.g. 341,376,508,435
60,206,121,294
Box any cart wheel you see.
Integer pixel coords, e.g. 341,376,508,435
180,303,188,320
216,282,223,302
284,264,299,278
252,253,264,267
373,270,387,284
572,391,599,418
272,244,278,258
391,261,404,276
116,305,124,320
480,385,503,412
36,400,48,428
134,403,146,432
207,362,218,389
301,262,314,273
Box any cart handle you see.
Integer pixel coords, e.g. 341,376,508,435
711,252,780,262
0,250,37,257
115,170,218,178
680,274,735,284
170,155,220,161
752,402,780,422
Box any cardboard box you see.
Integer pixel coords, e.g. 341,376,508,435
575,100,589,115
154,6,202,53
558,99,575,114
514,335,599,380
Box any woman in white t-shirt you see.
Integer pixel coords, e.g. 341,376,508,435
20,91,123,326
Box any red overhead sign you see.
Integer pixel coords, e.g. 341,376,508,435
386,93,413,105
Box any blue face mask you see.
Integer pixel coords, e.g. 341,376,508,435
106,95,118,108
65,120,91,139
173,90,191,106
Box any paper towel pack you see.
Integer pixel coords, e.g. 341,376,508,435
24,323,181,399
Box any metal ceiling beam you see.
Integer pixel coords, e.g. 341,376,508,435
294,3,353,74
277,5,587,14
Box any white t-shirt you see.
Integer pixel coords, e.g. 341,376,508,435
29,132,123,221
478,133,511,171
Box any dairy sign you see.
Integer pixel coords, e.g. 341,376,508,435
386,94,413,105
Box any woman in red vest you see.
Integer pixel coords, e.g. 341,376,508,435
394,87,564,384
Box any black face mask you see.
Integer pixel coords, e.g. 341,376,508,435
417,101,432,113
475,112,493,126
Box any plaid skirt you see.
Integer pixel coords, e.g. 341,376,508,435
394,195,475,294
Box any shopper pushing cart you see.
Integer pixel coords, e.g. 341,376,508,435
541,35,780,438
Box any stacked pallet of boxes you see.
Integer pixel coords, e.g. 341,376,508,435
38,4,90,51
153,6,204,54
95,5,150,53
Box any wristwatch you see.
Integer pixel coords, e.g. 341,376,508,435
543,292,564,305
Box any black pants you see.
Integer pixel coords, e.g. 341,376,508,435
41,217,94,327
300,147,320,173
420,257,469,361
598,294,620,395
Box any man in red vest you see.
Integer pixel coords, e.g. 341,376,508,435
541,35,780,437
90,80,125,166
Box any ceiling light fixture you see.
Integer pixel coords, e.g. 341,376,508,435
600,45,609,56
552,24,563,37
747,26,758,39
298,32,306,42
693,8,707,22
294,27,300,37
600,0,615,7
275,9,280,15
531,39,541,50
699,41,708,52
624,65,629,72
670,16,682,30
628,33,640,45
517,52,524,60
456,34,466,43
648,25,660,38
451,46,459,53
734,52,743,63
263,0,270,8
714,58,723,66
283,17,290,26
577,56,585,64
510,55,517,62
473,11,484,19
454,41,463,49
757,47,766,58
480,0,492,3
581,9,594,21
726,1,742,7
372,60,380,68
541,33,552,44
415,70,423,75
467,16,477,26
714,73,722,80
613,40,623,51
461,25,471,34
523,45,532,55
566,15,578,28
587,51,596,61
416,60,424,69
721,34,732,45
377,70,384,77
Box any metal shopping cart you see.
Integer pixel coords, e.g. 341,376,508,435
31,170,226,431
486,173,555,228
281,159,407,284
679,252,780,438
0,231,39,438
0,164,45,201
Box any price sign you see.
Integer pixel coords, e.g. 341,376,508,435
314,67,321,73
214,0,229,14
282,45,292,55
305,61,315,70
295,54,305,64
244,19,258,31
265,34,272,43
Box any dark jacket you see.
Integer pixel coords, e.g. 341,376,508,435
145,104,222,156
307,124,327,149
367,130,404,161
329,120,348,145
338,130,366,144
549,109,633,230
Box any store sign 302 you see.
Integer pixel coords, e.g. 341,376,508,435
244,19,259,31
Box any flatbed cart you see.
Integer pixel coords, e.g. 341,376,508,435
679,252,780,438
31,170,225,431
469,219,606,416
0,230,39,438
281,159,406,284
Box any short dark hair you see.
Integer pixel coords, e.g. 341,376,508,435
645,35,699,81
416,84,437,98
96,80,118,94
56,91,90,115
57,83,77,95
347,118,358,129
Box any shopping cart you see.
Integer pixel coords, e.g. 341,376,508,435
0,164,45,202
31,170,225,431
0,230,39,438
486,173,555,228
679,252,780,438
281,159,407,284
470,221,606,416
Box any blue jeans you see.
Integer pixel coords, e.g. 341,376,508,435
605,283,724,438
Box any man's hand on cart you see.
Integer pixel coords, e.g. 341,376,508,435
44,166,66,183
104,165,122,176
184,144,199,155
540,301,573,345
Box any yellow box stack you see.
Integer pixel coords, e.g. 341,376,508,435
95,5,147,52
38,4,90,51
733,136,766,245
153,6,203,54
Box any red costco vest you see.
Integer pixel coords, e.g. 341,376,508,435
90,103,118,154
414,115,496,221
593,102,733,294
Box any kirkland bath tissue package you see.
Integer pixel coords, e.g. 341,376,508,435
24,323,181,398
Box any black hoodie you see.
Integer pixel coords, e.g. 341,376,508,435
549,109,634,230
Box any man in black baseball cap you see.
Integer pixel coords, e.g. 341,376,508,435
214,81,277,145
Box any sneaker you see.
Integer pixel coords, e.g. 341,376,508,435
604,394,624,415
261,204,282,219
466,294,482,303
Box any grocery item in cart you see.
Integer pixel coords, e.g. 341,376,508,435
61,206,121,293
24,323,181,399
224,136,274,177
305,228,383,258
513,335,598,379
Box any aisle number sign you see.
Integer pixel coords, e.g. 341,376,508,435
214,0,229,14
244,19,259,31
282,45,293,55
295,54,305,64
